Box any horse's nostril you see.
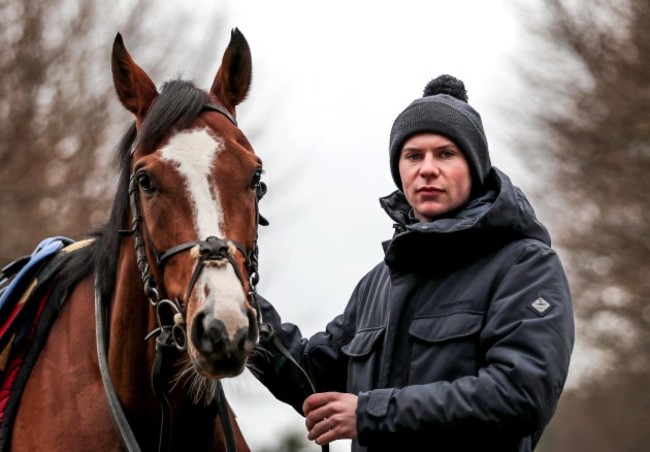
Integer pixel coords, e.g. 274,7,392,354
191,311,227,355
234,327,247,351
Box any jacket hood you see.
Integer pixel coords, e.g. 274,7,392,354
379,167,551,268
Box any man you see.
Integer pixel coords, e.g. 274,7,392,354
251,74,574,451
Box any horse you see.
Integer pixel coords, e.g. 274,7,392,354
4,28,264,451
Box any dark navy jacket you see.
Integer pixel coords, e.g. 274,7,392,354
252,168,574,451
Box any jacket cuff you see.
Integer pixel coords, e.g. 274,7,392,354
367,389,395,417
357,388,396,445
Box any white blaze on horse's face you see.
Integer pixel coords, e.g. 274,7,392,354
159,128,249,342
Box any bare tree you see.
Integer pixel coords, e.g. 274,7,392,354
509,0,650,450
0,0,228,263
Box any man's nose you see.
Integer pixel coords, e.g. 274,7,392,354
420,154,440,177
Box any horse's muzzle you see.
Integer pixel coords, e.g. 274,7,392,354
190,309,257,378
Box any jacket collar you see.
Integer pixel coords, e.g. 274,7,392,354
379,167,552,266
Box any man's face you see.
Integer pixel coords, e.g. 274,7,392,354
398,133,472,222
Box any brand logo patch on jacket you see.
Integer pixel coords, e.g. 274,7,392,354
529,296,552,317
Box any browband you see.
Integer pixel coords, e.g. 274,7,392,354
204,102,237,127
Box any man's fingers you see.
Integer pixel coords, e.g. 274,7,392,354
307,416,335,444
303,391,337,415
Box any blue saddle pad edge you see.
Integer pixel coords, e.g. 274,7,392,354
0,237,74,310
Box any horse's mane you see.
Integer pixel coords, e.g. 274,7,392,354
57,80,211,299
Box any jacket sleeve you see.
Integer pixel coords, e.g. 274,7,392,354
249,290,357,415
356,243,575,445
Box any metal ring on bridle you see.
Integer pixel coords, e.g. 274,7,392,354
154,298,187,350
144,279,159,305
171,323,188,351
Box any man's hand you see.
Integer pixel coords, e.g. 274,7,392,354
303,392,358,446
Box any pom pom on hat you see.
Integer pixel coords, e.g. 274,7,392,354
423,74,468,102
388,74,491,191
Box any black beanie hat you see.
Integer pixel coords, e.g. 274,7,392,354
389,74,491,190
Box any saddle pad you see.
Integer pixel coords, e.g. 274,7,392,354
0,237,73,350
0,239,70,301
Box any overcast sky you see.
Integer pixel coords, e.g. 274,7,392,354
194,1,526,450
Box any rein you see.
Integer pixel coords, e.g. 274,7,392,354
95,102,265,452
258,324,330,452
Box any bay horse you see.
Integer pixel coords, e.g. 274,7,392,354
6,28,263,451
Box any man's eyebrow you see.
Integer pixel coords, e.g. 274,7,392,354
437,140,460,149
401,142,459,152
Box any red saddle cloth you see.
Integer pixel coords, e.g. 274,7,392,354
0,283,54,422
0,238,92,450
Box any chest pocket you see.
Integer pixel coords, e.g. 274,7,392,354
342,327,385,357
407,311,484,383
341,327,385,393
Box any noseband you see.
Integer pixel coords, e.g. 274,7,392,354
96,102,266,452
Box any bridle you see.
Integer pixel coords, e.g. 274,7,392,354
95,102,266,452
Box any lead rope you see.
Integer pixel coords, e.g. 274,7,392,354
258,323,329,452
151,327,177,452
250,181,328,452
215,381,237,452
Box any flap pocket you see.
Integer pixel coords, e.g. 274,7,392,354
409,311,483,343
341,327,385,358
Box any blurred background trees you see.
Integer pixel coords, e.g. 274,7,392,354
509,0,650,450
0,0,227,263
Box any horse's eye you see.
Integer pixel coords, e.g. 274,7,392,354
137,172,156,193
250,168,262,189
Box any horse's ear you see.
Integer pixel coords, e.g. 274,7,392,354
210,28,252,111
111,33,158,122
